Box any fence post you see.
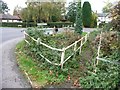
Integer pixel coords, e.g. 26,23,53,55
60,48,65,70
85,34,87,42
97,32,102,64
79,39,83,54
37,38,41,45
74,41,77,57
94,32,102,73
74,41,77,51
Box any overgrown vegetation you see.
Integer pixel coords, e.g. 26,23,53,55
79,1,120,89
16,26,120,88
16,42,66,87
16,28,90,88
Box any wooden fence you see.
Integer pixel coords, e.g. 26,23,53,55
94,32,120,72
24,31,90,69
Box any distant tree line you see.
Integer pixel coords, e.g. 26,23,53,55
13,2,66,24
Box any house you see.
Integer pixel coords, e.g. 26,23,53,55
97,13,112,26
0,13,22,23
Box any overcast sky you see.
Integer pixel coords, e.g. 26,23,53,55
3,0,118,15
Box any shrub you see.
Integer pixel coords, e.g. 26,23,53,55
111,1,120,32
80,30,120,89
98,21,107,28
2,22,23,27
47,22,74,28
82,1,92,28
94,31,120,56
22,22,37,27
91,13,97,28
75,1,83,34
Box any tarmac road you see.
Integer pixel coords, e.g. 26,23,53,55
0,27,31,89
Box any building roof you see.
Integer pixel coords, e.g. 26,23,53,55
97,13,108,17
0,13,21,20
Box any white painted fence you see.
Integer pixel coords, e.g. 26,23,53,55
24,31,89,69
95,32,120,72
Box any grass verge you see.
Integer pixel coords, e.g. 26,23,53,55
16,41,67,88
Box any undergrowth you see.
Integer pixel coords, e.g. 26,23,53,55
16,28,120,89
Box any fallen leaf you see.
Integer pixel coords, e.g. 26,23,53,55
67,75,70,81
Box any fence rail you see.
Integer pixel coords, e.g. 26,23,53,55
24,31,89,69
94,32,120,72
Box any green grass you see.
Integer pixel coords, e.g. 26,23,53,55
16,41,66,87
81,32,87,36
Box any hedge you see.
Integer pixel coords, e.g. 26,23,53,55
2,22,23,27
1,22,74,28
47,22,74,28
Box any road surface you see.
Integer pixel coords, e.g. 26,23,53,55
0,27,31,89
1,27,25,43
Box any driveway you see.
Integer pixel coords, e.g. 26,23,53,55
0,27,31,89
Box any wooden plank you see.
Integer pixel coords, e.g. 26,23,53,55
60,48,65,69
25,39,30,45
97,57,120,65
40,53,60,66
74,41,77,51
63,52,74,64
40,42,63,51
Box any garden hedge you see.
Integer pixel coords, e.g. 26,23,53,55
1,22,74,28
2,22,23,27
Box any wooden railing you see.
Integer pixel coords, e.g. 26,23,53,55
94,32,120,72
24,31,90,69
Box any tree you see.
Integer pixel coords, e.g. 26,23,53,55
13,5,22,16
67,2,77,23
91,12,97,28
111,1,120,32
75,1,82,34
0,0,9,14
102,0,113,13
20,8,28,21
82,1,92,28
20,2,64,23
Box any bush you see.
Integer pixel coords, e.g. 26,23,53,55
2,22,23,27
22,22,37,27
47,22,74,28
1,22,37,27
1,22,74,28
82,1,92,28
111,1,120,32
79,30,120,89
98,22,107,28
94,31,120,56
91,13,97,28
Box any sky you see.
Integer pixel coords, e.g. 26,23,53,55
3,0,118,15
